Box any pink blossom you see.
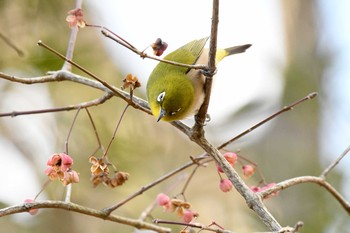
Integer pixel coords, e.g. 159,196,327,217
66,8,86,28
219,179,233,192
45,153,79,186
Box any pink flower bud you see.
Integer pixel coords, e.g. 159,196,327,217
242,165,255,178
250,185,261,193
216,164,224,173
223,152,238,165
182,210,197,223
62,169,79,186
24,199,38,215
219,179,233,192
156,193,170,206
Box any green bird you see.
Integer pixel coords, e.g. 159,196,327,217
146,37,251,122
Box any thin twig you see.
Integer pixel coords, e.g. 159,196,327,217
100,29,207,70
85,108,105,154
102,104,130,159
37,40,124,99
320,144,350,178
0,92,113,117
0,32,25,57
65,107,81,154
65,184,72,202
62,0,83,70
179,165,202,201
192,0,219,132
102,155,210,215
138,174,188,221
218,92,318,149
153,219,230,233
258,176,350,214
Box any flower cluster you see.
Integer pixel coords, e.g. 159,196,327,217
216,152,258,193
156,193,198,223
66,8,86,29
89,156,129,188
45,153,79,186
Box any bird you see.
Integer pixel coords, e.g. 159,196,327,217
146,37,251,122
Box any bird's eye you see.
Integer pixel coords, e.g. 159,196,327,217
157,91,166,103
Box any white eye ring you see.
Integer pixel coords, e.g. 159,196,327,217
157,91,166,103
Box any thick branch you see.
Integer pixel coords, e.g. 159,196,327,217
0,201,170,233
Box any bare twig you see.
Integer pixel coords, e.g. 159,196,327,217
102,104,130,159
0,92,113,117
192,0,219,130
218,92,318,149
102,155,210,215
0,201,170,233
100,29,207,71
138,174,188,222
65,184,72,202
258,176,350,214
0,32,25,57
320,144,350,178
85,108,105,155
65,107,82,154
153,219,231,233
62,0,84,70
37,40,124,99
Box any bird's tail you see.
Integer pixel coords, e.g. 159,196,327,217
225,44,252,56
216,44,252,62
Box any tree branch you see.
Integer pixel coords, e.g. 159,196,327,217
100,29,207,71
0,201,171,233
218,92,318,149
192,0,219,133
102,155,210,215
259,176,350,214
0,92,113,117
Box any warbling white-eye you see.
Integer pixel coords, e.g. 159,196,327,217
146,37,251,122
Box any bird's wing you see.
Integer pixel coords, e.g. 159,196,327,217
164,37,209,73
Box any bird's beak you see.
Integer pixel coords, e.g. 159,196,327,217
157,108,166,122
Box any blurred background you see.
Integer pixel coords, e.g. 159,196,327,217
0,0,349,232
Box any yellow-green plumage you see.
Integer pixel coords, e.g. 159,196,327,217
146,37,251,122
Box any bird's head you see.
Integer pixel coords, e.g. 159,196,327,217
147,73,194,122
